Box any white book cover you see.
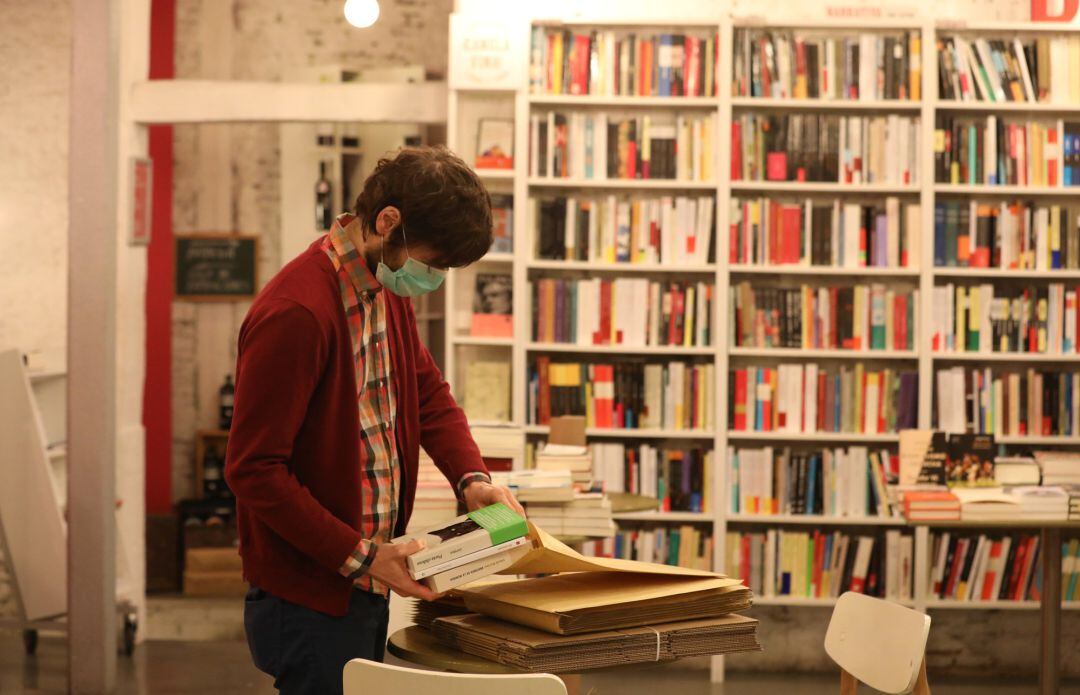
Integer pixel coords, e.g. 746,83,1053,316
990,536,1012,600
412,536,531,580
424,543,531,593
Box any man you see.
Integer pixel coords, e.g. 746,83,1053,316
225,146,525,694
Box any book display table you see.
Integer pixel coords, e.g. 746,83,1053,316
388,625,517,674
910,519,1080,695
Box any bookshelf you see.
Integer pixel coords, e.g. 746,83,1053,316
446,7,1080,681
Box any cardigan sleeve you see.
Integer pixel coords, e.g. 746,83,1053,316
224,299,363,574
406,301,491,495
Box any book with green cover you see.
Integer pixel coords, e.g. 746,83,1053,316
393,503,528,575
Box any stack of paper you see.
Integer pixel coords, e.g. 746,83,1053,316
392,504,530,593
1009,486,1068,520
491,470,575,503
953,488,1020,521
536,443,592,486
525,493,615,538
432,614,760,673
1035,451,1080,486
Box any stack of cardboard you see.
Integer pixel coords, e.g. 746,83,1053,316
430,525,759,672
184,546,245,597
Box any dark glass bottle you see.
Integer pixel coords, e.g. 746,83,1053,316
219,374,234,430
315,161,333,231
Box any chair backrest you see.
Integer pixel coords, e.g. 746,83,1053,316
343,659,567,695
824,592,931,695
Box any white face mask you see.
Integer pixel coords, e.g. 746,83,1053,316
374,222,446,297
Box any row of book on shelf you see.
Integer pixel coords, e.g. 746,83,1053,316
930,282,1080,354
726,529,914,601
733,113,919,184
733,29,921,101
532,277,713,348
529,111,715,181
729,197,920,269
934,116,1080,187
731,282,917,351
729,364,918,435
937,34,1080,105
591,443,711,513
933,200,1080,270
926,532,1075,603
531,195,715,266
581,525,714,571
530,27,719,98
528,358,714,431
935,367,1080,437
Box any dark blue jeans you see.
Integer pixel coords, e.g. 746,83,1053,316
243,585,389,695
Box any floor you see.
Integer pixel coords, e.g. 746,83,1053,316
2,633,1077,694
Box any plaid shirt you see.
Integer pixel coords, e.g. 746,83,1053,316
326,214,490,595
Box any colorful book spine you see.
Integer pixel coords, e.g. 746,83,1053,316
935,366,1080,437
937,34,1080,106
934,115,1073,187
582,524,714,571
926,532,1077,603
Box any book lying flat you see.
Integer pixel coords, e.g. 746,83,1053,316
432,613,761,673
392,503,528,575
412,536,532,580
424,544,532,593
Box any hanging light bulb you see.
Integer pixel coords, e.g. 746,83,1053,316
343,0,380,28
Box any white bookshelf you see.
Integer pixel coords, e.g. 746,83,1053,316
445,9,1080,683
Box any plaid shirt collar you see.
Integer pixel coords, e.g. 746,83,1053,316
327,214,382,295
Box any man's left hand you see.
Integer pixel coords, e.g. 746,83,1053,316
463,480,526,517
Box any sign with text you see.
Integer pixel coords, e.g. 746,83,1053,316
449,14,525,90
1032,0,1080,21
175,234,258,301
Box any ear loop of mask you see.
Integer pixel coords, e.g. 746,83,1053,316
381,219,410,266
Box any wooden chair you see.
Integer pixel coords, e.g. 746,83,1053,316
343,659,567,695
824,591,932,695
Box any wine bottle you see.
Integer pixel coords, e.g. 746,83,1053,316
315,161,333,232
219,374,234,430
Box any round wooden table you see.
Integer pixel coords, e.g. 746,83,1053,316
387,625,520,674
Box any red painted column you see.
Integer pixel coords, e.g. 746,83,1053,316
144,0,175,514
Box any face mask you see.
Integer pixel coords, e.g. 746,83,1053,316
375,222,446,297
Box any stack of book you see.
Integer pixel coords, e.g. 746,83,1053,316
391,503,531,593
953,487,1019,522
535,443,592,486
529,111,715,181
732,113,919,184
729,446,896,518
592,443,710,513
1034,450,1080,486
490,470,575,503
732,281,916,351
734,29,921,100
530,27,719,97
935,367,1080,437
532,277,713,347
531,194,715,266
529,358,714,431
728,363,918,435
933,200,1080,271
725,529,914,602
729,197,920,269
929,532,1045,602
902,490,961,522
993,456,1041,487
1064,485,1080,520
930,282,1080,355
526,493,615,538
582,525,713,570
1009,486,1068,520
936,34,1080,104
934,115,1070,187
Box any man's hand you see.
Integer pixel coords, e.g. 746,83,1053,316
463,480,526,517
366,539,443,602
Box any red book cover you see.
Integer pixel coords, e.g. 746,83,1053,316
730,220,739,263
817,371,827,430
672,286,685,345
571,34,590,95
1048,128,1059,187
594,364,614,429
1006,537,1029,600
598,279,612,345
733,369,748,430
766,152,788,181
769,201,782,265
643,40,654,96
782,205,802,264
812,531,825,598
627,139,638,179
1019,536,1040,600
538,356,551,424
731,122,743,180
761,369,775,431
685,37,700,97
895,294,908,350
943,538,968,599
794,39,807,96
982,540,1003,601
637,37,648,97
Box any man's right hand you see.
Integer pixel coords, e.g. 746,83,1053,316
366,539,443,602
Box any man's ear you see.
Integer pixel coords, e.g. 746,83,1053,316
375,206,401,238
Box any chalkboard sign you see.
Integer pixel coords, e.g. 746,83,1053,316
175,234,258,301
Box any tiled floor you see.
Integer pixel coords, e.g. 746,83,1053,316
1,633,1076,694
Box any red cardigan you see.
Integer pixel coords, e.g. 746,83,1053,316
224,238,489,616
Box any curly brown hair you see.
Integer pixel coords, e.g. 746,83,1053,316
353,146,494,268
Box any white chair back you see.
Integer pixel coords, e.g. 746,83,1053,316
824,592,931,694
343,659,567,695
